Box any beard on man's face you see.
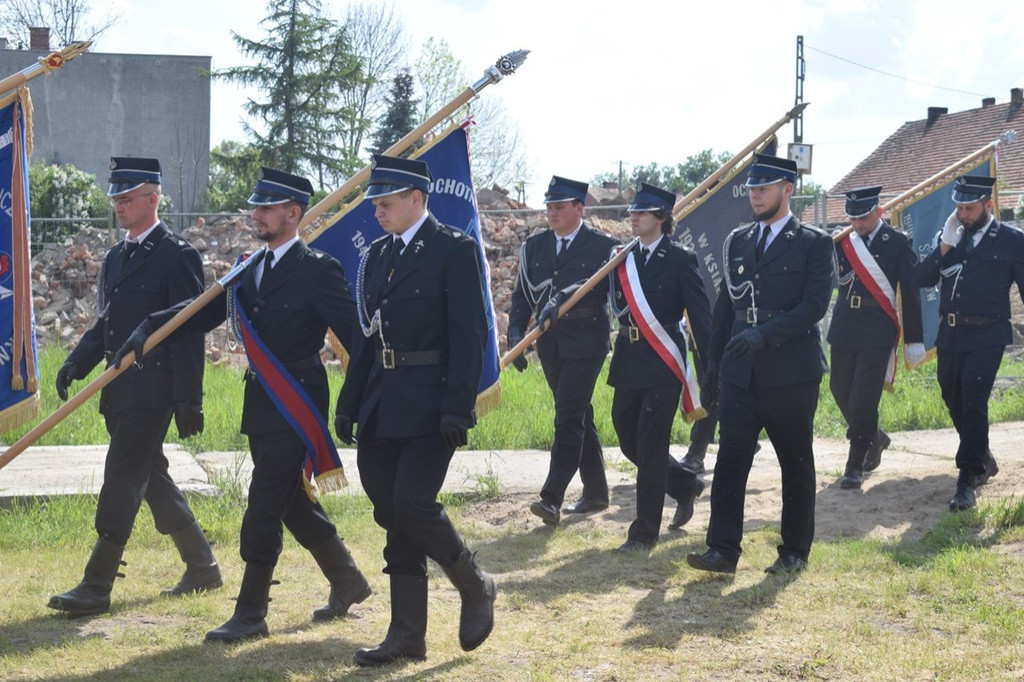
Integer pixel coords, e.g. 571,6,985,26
753,195,784,223
963,209,991,234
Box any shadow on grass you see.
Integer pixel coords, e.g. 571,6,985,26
50,633,473,681
623,569,802,648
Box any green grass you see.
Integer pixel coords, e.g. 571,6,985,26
6,344,1024,451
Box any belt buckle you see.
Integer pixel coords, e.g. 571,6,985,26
745,308,757,324
947,313,957,327
381,348,396,370
849,295,861,309
628,326,640,342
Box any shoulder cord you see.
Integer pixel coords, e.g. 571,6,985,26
517,241,553,308
939,262,964,299
97,256,109,320
721,230,756,311
354,246,382,339
607,244,631,320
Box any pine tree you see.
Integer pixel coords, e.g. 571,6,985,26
370,69,419,155
215,0,365,188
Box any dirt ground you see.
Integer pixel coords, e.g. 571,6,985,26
465,422,1024,548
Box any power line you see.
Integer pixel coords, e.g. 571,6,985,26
805,44,989,97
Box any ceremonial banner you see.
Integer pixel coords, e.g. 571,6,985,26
674,137,778,303
307,123,501,414
0,88,39,434
890,155,997,357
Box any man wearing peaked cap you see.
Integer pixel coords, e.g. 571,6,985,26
829,186,924,491
687,153,834,575
508,175,619,527
912,174,1024,511
113,165,371,643
49,157,222,617
338,153,496,665
606,182,711,551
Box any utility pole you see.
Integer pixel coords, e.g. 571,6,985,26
794,35,805,193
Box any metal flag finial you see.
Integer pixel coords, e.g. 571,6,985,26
472,49,530,93
998,129,1019,146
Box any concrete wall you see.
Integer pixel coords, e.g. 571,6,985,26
0,48,211,214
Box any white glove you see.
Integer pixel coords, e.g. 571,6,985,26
905,342,927,368
940,210,963,247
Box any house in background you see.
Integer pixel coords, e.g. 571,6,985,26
811,88,1024,228
0,28,211,215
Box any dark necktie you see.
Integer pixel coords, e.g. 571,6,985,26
123,240,139,263
755,226,770,260
557,237,569,259
387,238,404,280
964,233,975,255
259,251,275,291
639,246,650,269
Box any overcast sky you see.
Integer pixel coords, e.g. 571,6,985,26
96,0,1024,205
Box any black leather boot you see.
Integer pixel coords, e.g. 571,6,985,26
162,521,223,596
204,563,276,644
839,444,868,489
680,442,707,475
47,536,126,617
949,469,978,512
441,549,497,651
668,476,706,530
976,449,999,486
354,575,428,666
863,431,890,473
309,535,371,621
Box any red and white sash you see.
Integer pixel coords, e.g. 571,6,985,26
616,251,706,422
839,232,901,388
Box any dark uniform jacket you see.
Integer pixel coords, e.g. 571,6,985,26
508,222,619,361
149,240,356,435
912,219,1024,352
709,216,834,389
607,238,712,390
68,222,204,415
829,221,923,349
338,215,486,440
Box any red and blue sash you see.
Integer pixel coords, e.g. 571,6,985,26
231,283,347,498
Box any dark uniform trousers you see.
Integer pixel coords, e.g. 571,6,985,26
607,239,712,544
68,223,205,546
706,217,833,562
912,220,1024,474
508,222,619,508
339,216,487,576
829,222,922,448
149,240,355,566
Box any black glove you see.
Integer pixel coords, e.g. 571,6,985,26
724,329,767,359
700,359,720,406
506,329,528,373
335,414,356,445
537,293,564,331
55,360,79,402
112,318,155,369
440,413,470,450
174,402,204,438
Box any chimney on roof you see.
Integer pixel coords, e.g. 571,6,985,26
28,27,49,51
1011,88,1023,109
926,106,948,125
0,37,9,50
982,97,996,108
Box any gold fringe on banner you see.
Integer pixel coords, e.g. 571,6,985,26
0,392,39,435
302,467,350,503
9,88,38,397
683,406,708,424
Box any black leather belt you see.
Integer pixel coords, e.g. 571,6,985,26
735,308,785,324
282,354,322,372
944,313,1004,327
379,348,448,370
845,294,880,309
560,305,604,320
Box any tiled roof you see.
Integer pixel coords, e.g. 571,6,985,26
807,95,1024,226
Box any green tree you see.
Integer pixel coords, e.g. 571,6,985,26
370,69,419,154
215,0,364,188
28,162,108,240
594,149,733,195
206,140,263,213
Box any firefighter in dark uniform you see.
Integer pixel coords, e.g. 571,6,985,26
508,176,619,526
830,186,925,489
686,154,834,575
116,168,371,643
607,183,712,551
49,157,221,617
912,175,1024,511
336,155,496,666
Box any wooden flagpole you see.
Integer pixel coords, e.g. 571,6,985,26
832,130,1019,243
500,238,640,369
0,42,91,98
672,102,809,220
